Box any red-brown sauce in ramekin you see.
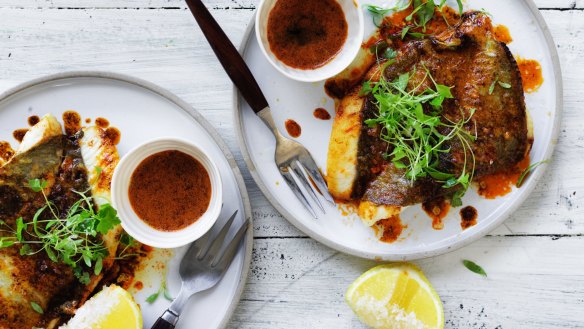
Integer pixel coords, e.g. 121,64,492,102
129,150,212,231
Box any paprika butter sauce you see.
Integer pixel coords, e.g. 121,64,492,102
267,0,348,70
128,150,212,232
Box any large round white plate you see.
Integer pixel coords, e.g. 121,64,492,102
0,72,253,329
234,0,562,260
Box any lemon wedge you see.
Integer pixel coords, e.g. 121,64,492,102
60,285,142,329
346,263,444,329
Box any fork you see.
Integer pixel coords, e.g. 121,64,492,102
185,0,335,218
151,210,248,329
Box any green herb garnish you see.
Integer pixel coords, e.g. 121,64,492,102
0,179,121,284
516,160,549,188
365,1,411,27
146,278,173,304
498,81,512,89
488,77,498,95
30,301,44,314
462,259,487,277
363,69,476,200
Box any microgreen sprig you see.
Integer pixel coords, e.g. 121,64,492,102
146,277,173,304
362,68,476,205
0,178,121,284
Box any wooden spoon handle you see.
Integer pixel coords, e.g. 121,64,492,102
185,0,269,113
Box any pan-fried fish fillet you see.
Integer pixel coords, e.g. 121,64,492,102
0,115,121,329
0,114,65,329
79,126,122,288
327,12,531,224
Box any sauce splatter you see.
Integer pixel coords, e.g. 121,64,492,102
285,119,302,138
493,25,513,44
12,129,28,142
376,215,404,243
95,117,110,128
104,127,121,145
477,154,530,199
422,197,451,230
267,0,348,69
63,110,82,136
129,150,212,232
85,118,92,124
460,206,478,230
313,108,331,120
0,141,15,162
133,281,144,290
27,115,40,126
516,58,543,93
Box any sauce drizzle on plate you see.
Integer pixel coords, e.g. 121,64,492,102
285,119,302,138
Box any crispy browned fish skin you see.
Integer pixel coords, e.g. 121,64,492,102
0,134,66,329
328,12,529,207
0,121,121,329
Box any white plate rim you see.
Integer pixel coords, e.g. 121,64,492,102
233,0,563,260
0,70,254,329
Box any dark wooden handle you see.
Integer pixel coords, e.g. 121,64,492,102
151,316,175,329
185,0,269,113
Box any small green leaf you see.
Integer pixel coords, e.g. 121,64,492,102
20,244,32,256
462,260,487,277
30,301,44,314
498,81,512,89
451,190,465,207
94,257,103,275
359,81,374,96
407,32,427,39
16,217,25,242
163,283,173,302
436,84,454,99
146,292,159,304
488,78,498,95
0,237,15,248
28,179,47,192
95,166,103,177
96,204,121,235
401,26,411,39
384,47,397,60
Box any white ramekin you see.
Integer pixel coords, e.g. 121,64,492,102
111,137,222,248
255,0,365,82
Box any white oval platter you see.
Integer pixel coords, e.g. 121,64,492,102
0,71,253,329
234,0,562,260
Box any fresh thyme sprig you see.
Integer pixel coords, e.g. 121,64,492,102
0,178,121,284
361,69,476,205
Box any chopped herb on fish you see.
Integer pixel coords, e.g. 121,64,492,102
30,302,44,314
0,178,121,284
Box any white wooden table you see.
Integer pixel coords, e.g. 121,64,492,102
1,1,583,328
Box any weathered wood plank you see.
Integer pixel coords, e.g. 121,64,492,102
229,236,584,328
0,9,582,237
0,0,580,9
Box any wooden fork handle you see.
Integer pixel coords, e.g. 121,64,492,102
185,0,269,113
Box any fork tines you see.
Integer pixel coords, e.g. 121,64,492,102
279,158,335,219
